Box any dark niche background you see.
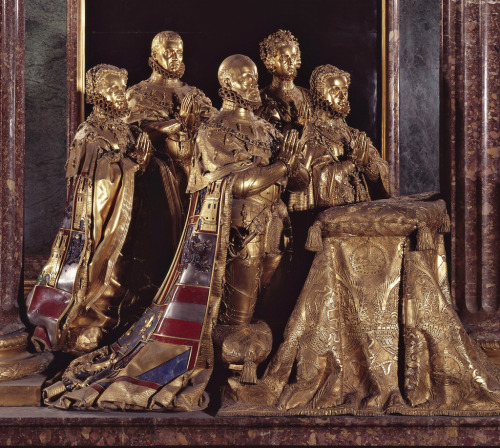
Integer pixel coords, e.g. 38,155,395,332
85,0,381,148
25,0,440,256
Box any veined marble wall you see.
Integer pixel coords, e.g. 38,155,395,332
399,0,440,195
24,0,441,254
25,0,67,255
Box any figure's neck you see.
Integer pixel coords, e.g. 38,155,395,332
91,106,108,120
147,57,184,87
91,104,127,122
218,87,261,117
149,71,182,87
271,75,295,91
221,100,254,119
317,109,346,128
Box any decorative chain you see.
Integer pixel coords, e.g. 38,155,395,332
201,120,280,153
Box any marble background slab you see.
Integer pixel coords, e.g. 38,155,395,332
399,0,440,195
25,0,67,255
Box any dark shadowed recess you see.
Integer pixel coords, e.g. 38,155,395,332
86,0,382,149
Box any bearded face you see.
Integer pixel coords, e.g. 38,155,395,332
320,74,351,117
227,60,261,104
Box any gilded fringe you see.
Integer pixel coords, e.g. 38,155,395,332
438,213,451,233
416,222,434,251
305,221,323,252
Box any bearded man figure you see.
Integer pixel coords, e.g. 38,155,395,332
26,65,154,355
188,54,308,384
119,31,216,332
126,31,214,215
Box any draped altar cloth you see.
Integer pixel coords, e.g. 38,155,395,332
221,196,500,416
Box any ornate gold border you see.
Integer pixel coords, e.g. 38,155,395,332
66,0,85,148
77,0,86,123
381,0,387,161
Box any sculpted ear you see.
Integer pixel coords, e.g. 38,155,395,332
222,77,232,90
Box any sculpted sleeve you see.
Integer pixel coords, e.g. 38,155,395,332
363,143,391,197
232,162,287,199
311,149,358,207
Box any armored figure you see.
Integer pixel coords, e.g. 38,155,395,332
295,64,390,213
127,31,214,213
26,65,154,355
188,54,308,329
188,55,308,382
257,30,312,136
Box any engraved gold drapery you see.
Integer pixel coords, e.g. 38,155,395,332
221,197,500,416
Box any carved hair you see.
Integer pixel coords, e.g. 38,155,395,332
85,64,127,105
151,31,183,57
310,64,351,103
259,29,301,73
217,54,256,87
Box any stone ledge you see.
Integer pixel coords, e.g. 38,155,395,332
1,408,500,446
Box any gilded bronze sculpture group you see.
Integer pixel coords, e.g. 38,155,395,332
25,30,500,416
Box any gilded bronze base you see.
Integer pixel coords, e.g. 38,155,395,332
0,374,48,407
0,331,52,385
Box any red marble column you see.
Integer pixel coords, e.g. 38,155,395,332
0,0,51,381
441,0,500,333
0,0,27,336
